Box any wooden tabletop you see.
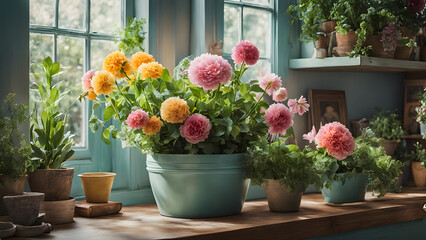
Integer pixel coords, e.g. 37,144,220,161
6,187,426,240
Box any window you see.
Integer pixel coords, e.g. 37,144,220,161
29,0,122,148
224,0,275,82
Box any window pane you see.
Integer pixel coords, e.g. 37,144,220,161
57,36,85,147
241,59,271,84
224,5,241,54
58,0,85,30
30,0,55,26
91,0,121,34
242,0,270,6
91,40,118,70
243,7,271,58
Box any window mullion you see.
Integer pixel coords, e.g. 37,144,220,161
240,6,243,42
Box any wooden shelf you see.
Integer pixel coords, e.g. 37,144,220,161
289,56,426,72
402,134,423,139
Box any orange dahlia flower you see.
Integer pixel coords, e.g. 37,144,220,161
87,90,98,100
143,116,163,135
131,52,155,71
160,97,190,123
103,51,132,78
92,70,116,95
137,62,165,79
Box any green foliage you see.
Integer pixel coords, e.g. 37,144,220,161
383,0,426,33
30,57,75,170
313,128,402,197
114,17,147,55
369,109,404,140
332,0,370,34
246,137,322,192
0,94,32,177
416,90,426,124
409,142,426,168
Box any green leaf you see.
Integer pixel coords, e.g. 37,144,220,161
190,87,203,99
49,87,59,103
250,85,264,93
239,83,250,95
161,69,171,82
231,125,240,139
103,106,115,121
51,62,61,75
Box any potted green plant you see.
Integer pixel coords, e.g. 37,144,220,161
28,57,75,201
114,17,147,56
247,137,321,212
394,37,417,60
409,142,426,187
0,93,32,216
369,109,405,156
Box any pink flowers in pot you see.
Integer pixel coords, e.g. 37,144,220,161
265,104,294,135
380,22,398,52
126,110,149,129
188,54,232,90
180,114,212,144
231,40,260,65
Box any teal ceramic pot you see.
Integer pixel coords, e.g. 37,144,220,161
146,154,250,218
321,173,368,204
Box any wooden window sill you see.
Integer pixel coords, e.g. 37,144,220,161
9,187,426,240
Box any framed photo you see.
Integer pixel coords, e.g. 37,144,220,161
403,79,426,134
308,90,348,130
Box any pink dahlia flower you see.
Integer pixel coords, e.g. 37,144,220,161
180,114,212,144
315,122,355,160
231,40,260,65
259,73,282,96
188,54,232,90
288,96,310,116
303,126,316,143
406,0,425,13
273,88,288,102
82,69,96,91
125,110,149,129
264,103,294,135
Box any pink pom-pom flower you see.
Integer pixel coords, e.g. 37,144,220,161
264,103,294,135
273,88,288,102
180,114,212,144
406,0,425,13
231,40,260,65
188,54,232,90
259,73,282,96
288,96,310,116
125,110,149,129
82,69,96,91
315,122,355,160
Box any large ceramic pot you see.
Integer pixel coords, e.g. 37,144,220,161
379,140,399,157
0,175,27,216
146,154,250,218
411,161,426,187
79,172,116,203
321,173,368,204
28,168,74,201
364,35,395,58
263,179,303,212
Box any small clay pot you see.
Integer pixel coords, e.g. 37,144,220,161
411,161,426,187
79,172,116,203
394,47,413,60
263,179,303,212
315,34,330,49
40,198,75,225
363,35,395,58
0,175,27,216
28,168,74,201
333,46,355,57
3,192,44,226
379,140,399,157
0,222,16,238
320,21,337,33
421,47,426,62
336,31,358,47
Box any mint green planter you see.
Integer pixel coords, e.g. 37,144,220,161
321,173,368,204
146,154,250,218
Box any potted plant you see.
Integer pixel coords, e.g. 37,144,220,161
309,125,401,203
0,93,32,216
409,142,426,187
114,17,147,56
247,137,321,212
83,40,309,218
415,90,426,137
28,57,75,201
369,109,405,156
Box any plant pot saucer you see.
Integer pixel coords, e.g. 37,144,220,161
0,222,16,238
14,222,52,237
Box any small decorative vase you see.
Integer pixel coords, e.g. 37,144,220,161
28,168,74,201
0,174,27,216
79,172,116,203
411,161,426,187
146,154,250,218
3,192,45,226
321,173,368,204
379,140,399,157
263,179,303,212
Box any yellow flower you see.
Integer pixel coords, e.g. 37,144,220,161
160,97,190,123
103,51,132,78
87,90,97,100
92,70,117,95
127,74,136,86
143,116,163,135
131,52,155,71
137,62,165,79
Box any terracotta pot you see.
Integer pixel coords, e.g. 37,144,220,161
79,172,116,203
379,140,399,157
28,168,74,201
336,31,358,47
421,47,426,62
333,46,355,57
40,197,75,224
0,175,27,216
394,46,413,60
320,21,337,33
263,179,303,212
3,192,44,226
363,35,395,58
315,34,330,49
411,161,426,187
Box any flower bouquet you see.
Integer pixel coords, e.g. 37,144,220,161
307,124,402,204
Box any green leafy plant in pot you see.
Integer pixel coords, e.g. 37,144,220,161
0,93,32,215
369,109,405,156
409,142,426,187
28,57,75,201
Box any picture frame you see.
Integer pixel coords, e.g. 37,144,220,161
308,90,348,130
403,79,426,135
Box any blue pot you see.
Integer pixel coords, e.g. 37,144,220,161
321,173,368,204
146,154,250,218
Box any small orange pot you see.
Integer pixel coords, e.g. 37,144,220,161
79,172,116,203
411,162,426,187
